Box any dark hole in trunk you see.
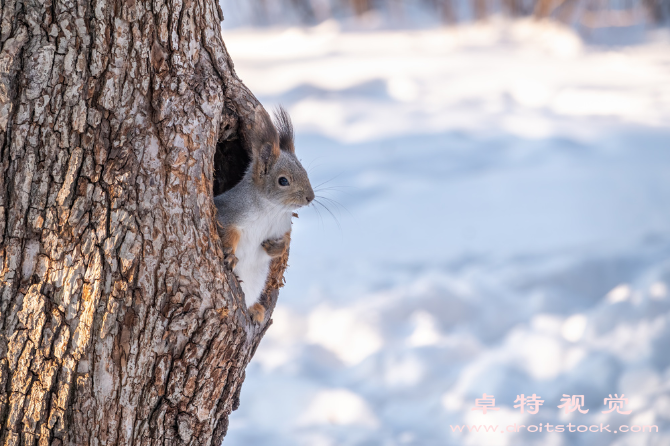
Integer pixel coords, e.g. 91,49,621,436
213,134,251,196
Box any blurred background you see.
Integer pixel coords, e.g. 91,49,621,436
218,2,670,445
219,0,670,30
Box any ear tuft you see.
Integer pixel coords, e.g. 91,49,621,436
273,105,295,154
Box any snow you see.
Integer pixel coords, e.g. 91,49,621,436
221,20,670,446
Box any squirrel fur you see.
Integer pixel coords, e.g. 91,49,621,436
214,107,314,323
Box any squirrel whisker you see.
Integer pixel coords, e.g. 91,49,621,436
315,195,352,219
305,157,326,174
310,199,326,230
312,198,342,231
312,173,345,191
314,185,353,193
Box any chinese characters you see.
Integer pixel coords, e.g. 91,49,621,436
470,393,632,415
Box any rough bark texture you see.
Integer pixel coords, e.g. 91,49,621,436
0,0,288,444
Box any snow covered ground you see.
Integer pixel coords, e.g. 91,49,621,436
220,20,670,446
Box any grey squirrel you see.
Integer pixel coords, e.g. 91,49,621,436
214,107,314,323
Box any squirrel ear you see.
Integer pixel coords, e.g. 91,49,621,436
256,142,280,175
250,107,280,177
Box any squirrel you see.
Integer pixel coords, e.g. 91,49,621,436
214,107,314,324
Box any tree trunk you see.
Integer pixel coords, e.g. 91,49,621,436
0,0,288,444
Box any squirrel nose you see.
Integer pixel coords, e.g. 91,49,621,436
306,190,315,203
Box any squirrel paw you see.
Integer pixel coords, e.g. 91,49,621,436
261,234,288,258
248,303,266,324
223,248,238,270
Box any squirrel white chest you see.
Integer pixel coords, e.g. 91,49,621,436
234,210,292,307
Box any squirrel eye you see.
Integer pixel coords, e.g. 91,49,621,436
278,177,290,186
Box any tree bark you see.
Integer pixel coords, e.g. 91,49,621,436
0,0,288,444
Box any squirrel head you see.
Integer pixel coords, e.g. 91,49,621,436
249,106,314,210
